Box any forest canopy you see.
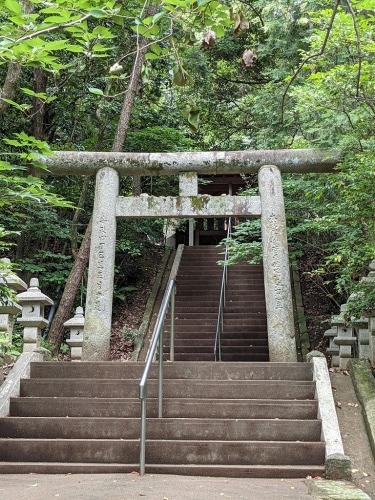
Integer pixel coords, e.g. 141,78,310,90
0,0,374,343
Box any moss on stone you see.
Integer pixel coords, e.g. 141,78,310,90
349,359,375,406
189,196,207,211
349,359,375,461
306,479,370,499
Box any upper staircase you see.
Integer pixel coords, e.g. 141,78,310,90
166,245,269,361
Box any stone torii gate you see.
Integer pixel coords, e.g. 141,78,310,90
46,149,341,363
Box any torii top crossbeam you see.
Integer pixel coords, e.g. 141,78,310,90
45,149,342,175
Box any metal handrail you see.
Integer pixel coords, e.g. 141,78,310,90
214,218,232,361
139,278,175,475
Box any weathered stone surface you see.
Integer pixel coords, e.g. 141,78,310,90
45,149,342,176
306,350,325,362
83,167,119,361
116,195,261,219
350,359,375,459
325,453,352,481
35,346,53,361
0,351,44,417
65,307,85,361
179,172,198,196
17,278,53,352
306,479,370,499
131,249,172,362
311,356,349,476
258,165,297,362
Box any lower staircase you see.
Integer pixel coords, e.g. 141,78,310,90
0,361,325,477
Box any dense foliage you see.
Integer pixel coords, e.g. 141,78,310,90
0,0,374,320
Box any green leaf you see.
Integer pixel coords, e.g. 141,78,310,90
187,105,200,133
4,0,22,15
91,44,110,52
44,39,68,50
150,43,162,55
113,15,124,26
43,16,70,24
40,6,62,14
8,15,25,26
152,11,167,24
173,65,189,86
21,88,47,99
89,9,108,19
3,138,22,147
65,45,85,53
88,87,104,95
1,99,31,112
164,0,186,5
145,52,158,60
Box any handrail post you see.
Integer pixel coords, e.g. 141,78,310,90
219,305,223,361
214,217,232,361
140,395,146,475
138,247,185,475
139,279,175,474
158,325,163,418
170,284,175,362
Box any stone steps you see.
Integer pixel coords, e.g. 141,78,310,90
9,395,319,419
0,439,326,465
174,307,266,314
167,327,268,337
0,359,325,476
166,346,269,355
0,462,325,477
30,361,311,380
165,243,270,363
168,339,268,347
0,417,321,441
164,342,269,351
20,379,315,399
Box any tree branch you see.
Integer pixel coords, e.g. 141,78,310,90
344,0,362,98
217,75,274,86
13,13,92,45
112,3,158,153
280,0,340,123
237,0,264,27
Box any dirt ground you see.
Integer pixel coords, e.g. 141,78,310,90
330,369,375,498
0,474,316,500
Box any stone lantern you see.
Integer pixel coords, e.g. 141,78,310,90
17,278,53,352
353,316,369,360
331,304,356,369
0,258,27,342
64,306,85,361
324,327,339,367
361,259,375,363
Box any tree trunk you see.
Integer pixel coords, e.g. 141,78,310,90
71,177,91,260
46,9,156,349
47,218,92,349
0,63,22,116
0,0,33,116
32,68,48,139
112,5,158,195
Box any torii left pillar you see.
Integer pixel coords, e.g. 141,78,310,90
82,167,119,361
259,165,297,362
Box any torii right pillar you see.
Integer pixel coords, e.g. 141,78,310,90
259,165,297,362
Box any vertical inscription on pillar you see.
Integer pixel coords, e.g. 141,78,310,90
259,164,297,361
267,216,287,312
94,216,108,312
